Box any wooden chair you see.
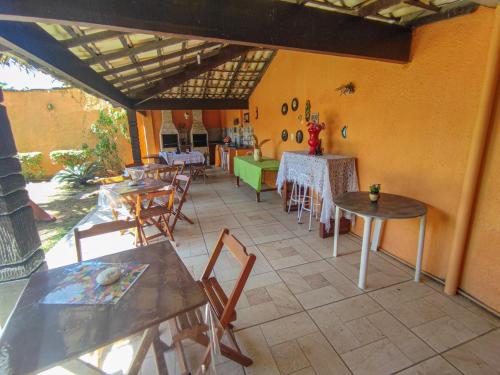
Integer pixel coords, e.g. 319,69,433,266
74,219,140,262
135,189,175,244
168,228,256,372
190,153,209,183
156,166,178,184
170,174,194,231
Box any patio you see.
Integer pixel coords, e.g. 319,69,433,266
0,1,499,374
2,170,499,374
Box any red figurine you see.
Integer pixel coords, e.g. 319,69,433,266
307,122,325,155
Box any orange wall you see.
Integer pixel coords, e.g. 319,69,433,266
249,8,499,311
4,88,133,176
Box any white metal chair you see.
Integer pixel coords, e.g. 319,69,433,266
287,171,309,221
220,146,229,171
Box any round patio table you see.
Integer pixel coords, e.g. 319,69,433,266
332,192,427,289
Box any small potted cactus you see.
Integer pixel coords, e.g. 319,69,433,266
369,184,381,203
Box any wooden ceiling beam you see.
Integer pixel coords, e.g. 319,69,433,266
85,37,185,65
134,98,248,110
133,45,252,103
358,0,401,16
0,21,132,108
0,0,411,62
101,42,220,77
62,30,125,48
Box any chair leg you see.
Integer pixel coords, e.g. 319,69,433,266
287,182,295,213
308,191,314,231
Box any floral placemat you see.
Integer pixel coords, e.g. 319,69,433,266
40,261,149,305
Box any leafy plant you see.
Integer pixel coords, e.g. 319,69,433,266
54,163,98,186
252,134,271,149
88,108,130,173
18,152,45,180
369,184,381,194
49,149,90,168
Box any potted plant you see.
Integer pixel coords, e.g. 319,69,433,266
369,184,381,203
252,134,270,162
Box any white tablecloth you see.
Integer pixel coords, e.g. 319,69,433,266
159,151,205,166
276,151,359,230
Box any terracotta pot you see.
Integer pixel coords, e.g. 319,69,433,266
369,193,379,202
253,148,262,162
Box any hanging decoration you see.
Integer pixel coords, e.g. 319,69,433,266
296,130,304,144
281,103,288,115
281,129,289,141
305,100,311,121
291,98,299,111
255,107,259,120
336,82,355,96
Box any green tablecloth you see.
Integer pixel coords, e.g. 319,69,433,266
233,156,280,192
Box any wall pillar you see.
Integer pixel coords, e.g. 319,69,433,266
126,109,142,164
0,88,45,282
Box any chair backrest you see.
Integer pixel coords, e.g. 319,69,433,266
173,160,186,174
201,228,256,328
125,162,144,168
156,166,178,183
135,188,174,222
74,219,139,262
173,174,191,202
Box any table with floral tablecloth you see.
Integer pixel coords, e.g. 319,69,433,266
276,151,359,231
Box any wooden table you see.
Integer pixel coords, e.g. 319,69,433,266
99,178,170,217
333,192,427,289
234,156,279,202
0,242,207,375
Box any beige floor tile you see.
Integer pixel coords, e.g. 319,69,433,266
326,294,383,323
203,227,255,249
172,220,203,238
199,214,241,233
181,253,210,279
226,201,264,213
342,338,412,375
443,329,500,374
260,312,318,346
236,326,281,375
213,246,273,282
297,332,351,375
195,203,231,219
243,222,295,245
289,368,316,375
173,235,208,258
258,238,321,270
234,210,278,226
278,260,361,309
412,316,478,352
270,340,310,374
396,356,461,375
328,251,412,291
300,233,360,259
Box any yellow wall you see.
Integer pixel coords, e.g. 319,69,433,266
249,7,499,311
4,88,133,176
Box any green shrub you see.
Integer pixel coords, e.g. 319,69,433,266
18,152,44,180
53,163,98,186
49,149,90,168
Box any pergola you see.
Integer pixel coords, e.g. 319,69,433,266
0,0,484,279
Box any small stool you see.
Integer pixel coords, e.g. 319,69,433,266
220,148,229,171
287,173,310,221
298,174,321,231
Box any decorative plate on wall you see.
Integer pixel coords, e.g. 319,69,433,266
281,103,288,115
291,98,299,111
281,129,288,141
296,130,304,144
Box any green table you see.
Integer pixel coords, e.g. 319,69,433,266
234,156,280,202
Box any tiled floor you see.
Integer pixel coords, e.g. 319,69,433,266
2,169,499,375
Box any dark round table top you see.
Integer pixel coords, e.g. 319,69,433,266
334,192,427,219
